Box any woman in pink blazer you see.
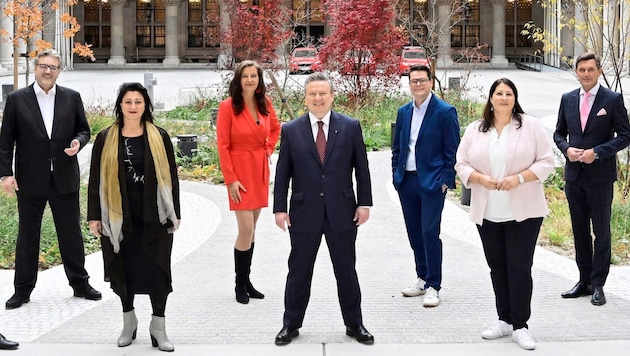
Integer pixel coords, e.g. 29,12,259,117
455,78,554,351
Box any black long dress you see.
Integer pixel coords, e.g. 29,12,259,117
120,135,158,296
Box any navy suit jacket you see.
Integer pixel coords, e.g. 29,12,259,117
554,86,630,184
273,111,372,233
0,84,90,195
392,95,460,192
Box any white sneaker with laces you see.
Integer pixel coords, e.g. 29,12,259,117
422,287,440,307
401,278,426,297
512,328,536,350
481,320,513,340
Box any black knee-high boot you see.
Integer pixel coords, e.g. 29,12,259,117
247,243,265,299
234,248,249,304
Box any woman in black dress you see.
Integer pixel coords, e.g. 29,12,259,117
88,82,180,351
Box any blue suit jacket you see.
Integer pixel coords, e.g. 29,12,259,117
392,95,460,192
554,86,630,184
273,111,372,233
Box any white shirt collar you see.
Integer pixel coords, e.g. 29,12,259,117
309,111,331,127
34,82,57,96
413,92,432,110
581,83,600,97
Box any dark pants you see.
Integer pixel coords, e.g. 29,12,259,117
565,176,613,287
14,176,89,295
397,171,445,290
282,218,362,329
477,217,542,330
121,294,168,317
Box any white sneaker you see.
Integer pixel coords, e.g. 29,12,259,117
512,328,536,350
401,278,426,297
481,320,513,340
422,287,440,307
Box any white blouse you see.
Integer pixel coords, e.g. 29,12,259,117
484,124,515,222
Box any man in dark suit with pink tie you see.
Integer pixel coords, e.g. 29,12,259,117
554,52,630,306
0,49,101,310
273,72,373,346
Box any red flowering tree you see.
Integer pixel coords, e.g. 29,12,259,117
220,0,292,68
318,0,406,106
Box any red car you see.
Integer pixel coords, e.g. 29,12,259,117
342,48,376,76
399,47,430,76
289,47,320,74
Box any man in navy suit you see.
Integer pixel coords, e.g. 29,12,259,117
0,49,101,310
273,73,373,345
392,65,460,307
554,52,630,306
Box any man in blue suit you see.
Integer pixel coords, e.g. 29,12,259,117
273,73,373,345
554,52,630,306
392,65,460,307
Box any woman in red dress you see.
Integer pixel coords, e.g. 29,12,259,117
217,60,281,304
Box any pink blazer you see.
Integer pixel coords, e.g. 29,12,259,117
455,115,555,226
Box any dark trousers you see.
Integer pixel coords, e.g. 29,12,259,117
397,172,445,290
282,219,362,329
122,294,168,317
565,176,613,287
477,217,542,330
14,176,89,295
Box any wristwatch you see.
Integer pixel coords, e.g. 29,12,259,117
594,151,600,160
517,173,525,185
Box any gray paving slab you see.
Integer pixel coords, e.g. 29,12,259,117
1,67,629,355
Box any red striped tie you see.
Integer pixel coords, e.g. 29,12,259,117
316,121,326,163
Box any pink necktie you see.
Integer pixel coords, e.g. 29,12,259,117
316,121,326,163
580,91,591,131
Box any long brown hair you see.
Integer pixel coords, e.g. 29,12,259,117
228,60,269,116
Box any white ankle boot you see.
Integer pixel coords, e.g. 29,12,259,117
118,310,138,347
149,315,174,352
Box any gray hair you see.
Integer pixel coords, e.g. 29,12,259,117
34,49,63,68
304,72,334,93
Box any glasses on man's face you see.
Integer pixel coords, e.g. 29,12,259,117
37,64,60,72
410,78,430,86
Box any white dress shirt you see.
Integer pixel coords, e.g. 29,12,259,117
405,92,432,170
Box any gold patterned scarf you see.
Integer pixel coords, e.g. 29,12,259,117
99,122,179,253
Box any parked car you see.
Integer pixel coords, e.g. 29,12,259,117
289,47,320,74
399,46,430,76
342,48,376,75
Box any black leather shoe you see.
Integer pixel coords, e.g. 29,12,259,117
73,284,102,301
0,333,19,350
591,286,606,306
346,324,374,345
5,293,30,310
274,326,299,346
561,282,592,298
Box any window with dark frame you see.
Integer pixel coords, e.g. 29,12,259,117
82,0,111,49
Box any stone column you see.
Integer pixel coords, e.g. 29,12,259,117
0,9,13,71
108,0,127,66
434,0,453,68
490,0,508,68
162,0,181,67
